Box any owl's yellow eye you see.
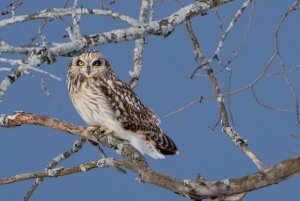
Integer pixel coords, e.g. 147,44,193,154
92,60,101,66
76,60,85,67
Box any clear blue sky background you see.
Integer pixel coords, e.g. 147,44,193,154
0,0,299,200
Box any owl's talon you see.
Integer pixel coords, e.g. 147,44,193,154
101,127,114,135
99,127,106,134
87,126,100,135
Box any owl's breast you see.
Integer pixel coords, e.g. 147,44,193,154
70,82,123,133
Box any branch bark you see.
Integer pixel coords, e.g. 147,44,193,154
0,0,234,104
0,0,234,55
185,15,266,171
0,112,299,200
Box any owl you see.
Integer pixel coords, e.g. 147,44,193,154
67,50,178,159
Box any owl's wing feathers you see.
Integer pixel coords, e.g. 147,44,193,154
99,73,178,155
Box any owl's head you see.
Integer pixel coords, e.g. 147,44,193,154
70,50,110,77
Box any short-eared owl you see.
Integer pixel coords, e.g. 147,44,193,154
67,50,178,159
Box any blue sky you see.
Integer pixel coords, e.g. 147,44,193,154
0,0,300,200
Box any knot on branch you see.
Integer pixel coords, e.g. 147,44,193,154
47,167,63,177
153,19,175,38
84,34,98,46
223,126,247,147
0,114,9,127
235,138,248,148
96,158,115,168
0,112,24,127
34,47,56,64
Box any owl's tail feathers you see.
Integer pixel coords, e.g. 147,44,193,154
131,131,179,159
155,132,179,156
144,131,179,156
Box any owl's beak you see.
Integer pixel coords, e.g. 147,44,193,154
86,65,91,75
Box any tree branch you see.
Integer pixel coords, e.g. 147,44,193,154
0,112,300,200
24,138,86,201
0,0,234,55
128,0,150,88
0,0,234,104
185,16,266,171
0,8,139,28
0,158,131,185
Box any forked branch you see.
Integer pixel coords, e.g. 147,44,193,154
0,112,299,200
185,16,266,171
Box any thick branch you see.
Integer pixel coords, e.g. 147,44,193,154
0,112,148,166
0,8,139,28
0,0,234,55
0,0,234,104
0,112,300,200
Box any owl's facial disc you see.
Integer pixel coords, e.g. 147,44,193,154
72,52,106,77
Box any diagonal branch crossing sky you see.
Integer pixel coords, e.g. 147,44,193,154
0,0,299,200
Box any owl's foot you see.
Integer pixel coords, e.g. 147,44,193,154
87,126,114,137
99,126,114,135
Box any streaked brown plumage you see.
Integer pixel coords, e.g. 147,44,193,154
67,50,178,159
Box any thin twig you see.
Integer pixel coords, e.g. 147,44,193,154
225,1,256,127
23,138,86,201
10,0,22,17
0,54,43,103
149,0,154,21
28,67,62,81
39,78,59,106
251,86,294,114
129,0,150,88
186,17,266,171
2,158,131,185
0,67,12,72
160,96,203,119
92,142,127,174
211,0,254,64
265,64,300,77
273,0,300,123
227,0,300,122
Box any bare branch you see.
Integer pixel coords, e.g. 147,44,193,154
273,0,300,123
0,54,43,103
84,1,234,46
212,0,254,64
24,138,86,201
0,0,234,104
0,158,131,185
186,18,266,171
0,1,234,56
226,0,300,122
0,67,11,72
251,86,294,113
1,112,300,199
0,111,300,200
129,0,150,88
0,8,139,28
160,96,203,119
0,112,148,166
1,1,298,200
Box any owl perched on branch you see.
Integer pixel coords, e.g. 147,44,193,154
67,50,178,159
